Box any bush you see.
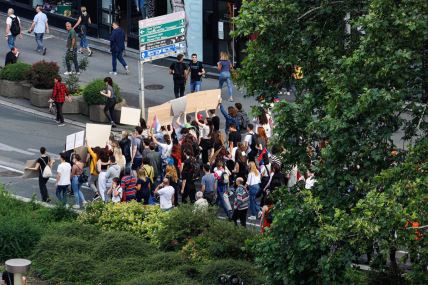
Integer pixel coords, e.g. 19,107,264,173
0,62,31,81
83,78,122,105
182,220,254,261
199,259,266,285
121,270,201,285
29,60,59,89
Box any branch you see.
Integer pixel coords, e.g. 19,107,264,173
297,1,344,21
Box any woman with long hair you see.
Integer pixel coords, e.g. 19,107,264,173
246,161,261,220
257,127,269,151
217,51,234,101
180,150,197,203
100,77,117,127
254,108,273,138
136,168,151,204
113,147,126,170
165,164,180,206
70,154,86,209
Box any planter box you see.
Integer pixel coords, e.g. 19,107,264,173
113,100,128,124
89,104,108,123
0,80,23,98
30,87,52,108
63,96,83,114
79,100,89,116
20,81,32,100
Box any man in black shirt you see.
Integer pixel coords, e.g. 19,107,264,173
5,47,19,65
188,53,205,93
169,53,188,98
228,123,241,151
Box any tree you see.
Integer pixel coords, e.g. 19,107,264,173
234,0,428,283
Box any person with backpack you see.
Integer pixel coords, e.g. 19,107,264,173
235,103,250,132
25,147,53,202
169,53,189,98
5,8,22,49
260,196,274,233
51,75,69,127
214,161,232,219
119,131,132,172
188,53,205,92
244,124,258,162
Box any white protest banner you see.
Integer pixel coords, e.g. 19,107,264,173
170,96,187,116
85,124,111,147
185,89,221,113
120,107,141,126
65,131,85,151
147,102,173,126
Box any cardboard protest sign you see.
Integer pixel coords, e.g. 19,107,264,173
23,160,38,179
170,96,187,116
185,89,221,113
120,107,141,126
85,124,111,147
65,131,85,151
147,102,173,126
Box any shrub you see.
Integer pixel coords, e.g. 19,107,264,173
0,62,31,81
181,220,254,261
83,78,122,105
199,259,266,285
121,270,201,285
143,252,189,272
29,60,59,89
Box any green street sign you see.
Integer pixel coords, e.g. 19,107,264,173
139,19,185,36
139,27,185,44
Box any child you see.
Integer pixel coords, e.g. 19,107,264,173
107,177,122,203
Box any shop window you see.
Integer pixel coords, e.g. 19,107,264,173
39,1,81,19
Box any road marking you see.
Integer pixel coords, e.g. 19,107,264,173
0,142,35,155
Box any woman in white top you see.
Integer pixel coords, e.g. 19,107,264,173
246,161,261,220
253,108,273,138
196,109,214,164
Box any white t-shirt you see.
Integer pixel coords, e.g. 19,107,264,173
33,12,48,34
199,124,210,139
111,186,123,203
57,162,71,186
158,142,172,160
6,15,20,36
158,185,175,210
246,172,261,186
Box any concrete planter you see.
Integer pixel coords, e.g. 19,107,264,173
0,80,23,98
79,100,89,116
20,81,32,100
63,95,82,114
30,87,52,108
89,104,108,123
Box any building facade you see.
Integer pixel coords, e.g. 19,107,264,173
0,0,244,65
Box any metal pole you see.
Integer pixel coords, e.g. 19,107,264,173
139,60,145,119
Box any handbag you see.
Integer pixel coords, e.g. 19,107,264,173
76,164,88,184
40,157,52,178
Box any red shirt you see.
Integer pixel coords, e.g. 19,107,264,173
52,82,68,103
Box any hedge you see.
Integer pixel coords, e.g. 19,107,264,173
0,62,31,81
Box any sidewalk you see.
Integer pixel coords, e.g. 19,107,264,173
0,16,254,114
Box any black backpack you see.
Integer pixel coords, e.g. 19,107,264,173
237,111,249,130
249,134,258,153
10,16,20,36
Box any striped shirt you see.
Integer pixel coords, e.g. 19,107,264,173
120,175,137,202
234,185,249,210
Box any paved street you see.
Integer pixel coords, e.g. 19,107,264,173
0,18,256,110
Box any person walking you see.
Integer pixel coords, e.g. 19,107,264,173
246,161,261,220
28,5,49,55
109,22,129,75
232,177,249,227
73,6,92,56
188,53,205,92
217,51,234,101
64,22,80,75
99,77,117,127
51,75,68,127
169,53,188,98
25,147,53,203
56,152,71,206
70,154,86,209
5,8,22,49
5,47,19,66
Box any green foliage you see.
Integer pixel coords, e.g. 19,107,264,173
64,73,80,94
0,62,31,81
235,0,428,283
121,270,201,285
29,60,59,89
82,78,122,105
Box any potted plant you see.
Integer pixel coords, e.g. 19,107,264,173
62,73,83,114
83,79,125,123
29,61,59,108
0,62,31,98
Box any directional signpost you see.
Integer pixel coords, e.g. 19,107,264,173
138,11,187,118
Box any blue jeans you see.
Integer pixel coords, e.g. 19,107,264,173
71,176,85,206
112,50,127,72
219,71,233,98
249,184,261,216
56,185,68,205
216,183,231,218
190,81,201,92
34,33,44,51
7,35,16,49
80,34,89,49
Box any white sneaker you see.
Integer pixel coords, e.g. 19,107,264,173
258,211,263,219
109,71,117,75
72,204,80,209
82,200,88,206
248,216,256,220
65,204,70,209
125,66,129,74
228,97,234,102
63,71,72,75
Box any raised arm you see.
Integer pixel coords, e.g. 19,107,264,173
73,16,82,29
